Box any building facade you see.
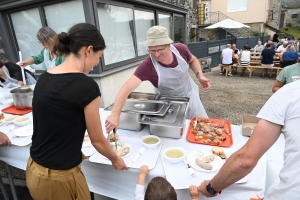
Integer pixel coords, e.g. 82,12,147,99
0,0,191,107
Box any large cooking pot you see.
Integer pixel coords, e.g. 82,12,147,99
10,86,33,110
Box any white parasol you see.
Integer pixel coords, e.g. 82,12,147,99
204,19,250,29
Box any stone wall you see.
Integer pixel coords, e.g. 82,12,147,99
0,37,6,60
199,28,218,41
246,23,263,32
284,8,300,27
267,0,281,29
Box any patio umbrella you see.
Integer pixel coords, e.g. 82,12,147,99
204,18,250,29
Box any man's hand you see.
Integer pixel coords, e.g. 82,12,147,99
197,180,216,197
105,113,119,133
0,132,11,147
198,76,211,91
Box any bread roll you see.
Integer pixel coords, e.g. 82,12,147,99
212,147,224,155
195,158,213,170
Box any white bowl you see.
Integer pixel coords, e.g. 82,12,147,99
3,116,19,124
13,116,30,127
1,98,13,107
141,135,161,149
163,146,186,164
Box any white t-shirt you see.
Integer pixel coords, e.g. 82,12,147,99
134,184,144,200
222,48,233,64
257,80,300,200
277,45,286,52
240,51,251,62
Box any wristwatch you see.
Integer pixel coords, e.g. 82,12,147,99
206,182,221,195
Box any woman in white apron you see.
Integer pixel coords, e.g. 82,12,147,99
150,44,207,119
105,26,210,133
19,27,65,70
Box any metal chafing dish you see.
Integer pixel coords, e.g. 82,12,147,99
104,92,158,131
139,95,190,139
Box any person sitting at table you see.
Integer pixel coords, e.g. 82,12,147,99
0,131,11,147
272,61,300,93
197,80,300,200
260,43,276,78
25,23,128,200
253,41,264,55
239,45,251,76
264,39,272,48
231,44,240,74
19,27,65,70
220,44,234,76
277,41,287,52
280,45,299,68
135,165,200,200
0,60,36,88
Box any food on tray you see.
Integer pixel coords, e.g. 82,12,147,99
196,150,204,158
143,137,159,144
212,147,227,159
109,133,119,142
110,142,130,157
0,112,4,120
117,147,130,157
188,117,232,146
195,158,213,170
202,155,215,163
165,149,185,158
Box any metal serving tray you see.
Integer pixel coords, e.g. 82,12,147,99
127,92,157,100
155,94,190,103
139,101,189,139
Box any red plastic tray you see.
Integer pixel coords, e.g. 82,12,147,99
186,117,233,147
1,105,32,115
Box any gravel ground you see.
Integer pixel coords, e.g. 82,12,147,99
0,67,276,199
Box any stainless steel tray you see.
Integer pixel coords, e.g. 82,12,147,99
127,92,157,100
155,94,190,103
104,100,171,116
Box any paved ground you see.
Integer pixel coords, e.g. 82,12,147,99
0,67,275,200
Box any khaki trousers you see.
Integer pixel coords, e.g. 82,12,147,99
26,156,90,200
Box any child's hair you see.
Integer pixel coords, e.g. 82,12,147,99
144,177,177,200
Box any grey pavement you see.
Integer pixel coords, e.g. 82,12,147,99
0,66,275,199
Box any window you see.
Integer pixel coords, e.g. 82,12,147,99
97,3,136,66
227,0,248,12
11,8,43,69
174,15,184,43
159,13,172,36
292,14,298,19
134,9,155,56
44,0,85,33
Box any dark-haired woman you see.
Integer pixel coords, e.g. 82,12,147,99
0,60,36,88
26,23,128,200
20,27,65,70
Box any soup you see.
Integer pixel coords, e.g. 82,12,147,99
143,137,159,144
15,118,28,122
165,150,184,158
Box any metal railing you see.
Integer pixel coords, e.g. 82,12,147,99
204,11,232,24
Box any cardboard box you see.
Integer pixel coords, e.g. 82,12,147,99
242,114,259,136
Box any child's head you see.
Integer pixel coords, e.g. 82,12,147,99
144,177,177,200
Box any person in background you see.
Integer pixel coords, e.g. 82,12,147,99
264,39,272,48
276,39,285,49
272,61,300,92
197,80,300,200
272,31,279,45
239,45,251,76
0,60,36,88
20,27,65,70
277,41,288,52
135,165,200,200
231,44,240,74
280,45,299,68
26,23,128,200
253,41,264,55
105,26,210,133
0,131,11,147
260,43,276,78
296,38,300,52
220,44,234,76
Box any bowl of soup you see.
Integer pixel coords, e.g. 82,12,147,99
13,116,30,127
3,116,19,124
163,146,186,164
141,135,161,149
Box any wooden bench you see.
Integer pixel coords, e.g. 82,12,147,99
219,64,238,76
236,65,282,78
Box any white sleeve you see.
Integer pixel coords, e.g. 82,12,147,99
134,184,145,200
257,84,293,125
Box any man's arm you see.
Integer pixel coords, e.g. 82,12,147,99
105,75,142,132
220,52,223,60
272,80,285,93
188,55,210,91
198,119,281,196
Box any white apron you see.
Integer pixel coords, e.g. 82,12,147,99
43,49,56,70
150,44,208,119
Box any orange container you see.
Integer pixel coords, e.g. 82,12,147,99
186,117,233,147
2,105,32,115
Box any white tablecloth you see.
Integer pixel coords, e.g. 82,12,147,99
0,107,284,200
